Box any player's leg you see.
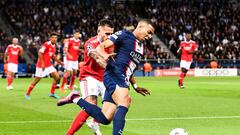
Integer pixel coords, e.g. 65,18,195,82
67,77,105,135
6,63,17,90
6,71,13,89
50,70,60,99
69,61,78,90
60,68,72,93
25,67,46,99
58,91,116,125
111,87,131,135
25,77,41,100
179,60,187,88
67,96,97,135
69,69,77,90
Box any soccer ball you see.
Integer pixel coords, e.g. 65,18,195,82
169,128,188,135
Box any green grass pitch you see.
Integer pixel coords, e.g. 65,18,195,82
0,76,240,135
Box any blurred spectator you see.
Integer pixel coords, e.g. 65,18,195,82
210,60,218,69
143,61,152,76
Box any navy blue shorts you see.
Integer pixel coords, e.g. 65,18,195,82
102,70,129,104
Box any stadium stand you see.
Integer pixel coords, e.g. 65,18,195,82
0,0,240,75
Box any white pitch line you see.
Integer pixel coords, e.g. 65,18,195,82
1,116,240,124
0,120,72,124
126,116,240,121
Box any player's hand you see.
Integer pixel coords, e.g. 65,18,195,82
134,87,150,96
4,59,7,64
60,61,64,67
67,54,73,59
177,49,181,54
104,53,116,61
41,64,45,71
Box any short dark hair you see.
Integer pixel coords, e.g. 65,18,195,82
74,29,80,33
139,19,155,28
98,19,114,28
50,32,58,37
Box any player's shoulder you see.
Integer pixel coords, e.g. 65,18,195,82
43,41,51,45
7,44,13,48
189,40,196,44
180,41,185,44
111,30,129,40
70,37,80,43
85,36,99,45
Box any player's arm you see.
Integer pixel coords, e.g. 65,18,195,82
89,50,107,68
96,39,116,60
18,46,23,56
130,76,150,96
64,41,73,59
188,44,198,54
52,54,63,66
177,47,181,54
4,49,8,64
38,46,46,69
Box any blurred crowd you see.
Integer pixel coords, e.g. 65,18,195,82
147,1,240,62
0,0,239,65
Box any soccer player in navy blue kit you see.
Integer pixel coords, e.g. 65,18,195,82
57,19,155,135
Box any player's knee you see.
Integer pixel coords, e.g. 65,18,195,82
128,95,132,104
85,95,97,104
101,119,111,125
118,95,131,108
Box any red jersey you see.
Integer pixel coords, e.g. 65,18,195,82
79,36,113,82
5,44,22,64
180,40,197,62
36,41,56,68
65,38,81,61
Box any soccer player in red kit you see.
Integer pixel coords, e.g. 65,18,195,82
177,32,198,88
60,30,81,92
25,32,63,100
65,19,114,135
4,38,23,90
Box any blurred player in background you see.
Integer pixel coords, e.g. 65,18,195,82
60,30,81,93
66,19,114,135
177,32,198,88
25,32,63,100
4,38,23,90
57,19,153,135
55,38,68,89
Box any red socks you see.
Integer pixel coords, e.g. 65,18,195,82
69,75,75,90
179,72,186,84
26,83,35,96
66,110,89,135
7,75,13,86
61,73,68,88
50,83,57,94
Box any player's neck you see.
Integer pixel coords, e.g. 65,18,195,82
132,30,141,41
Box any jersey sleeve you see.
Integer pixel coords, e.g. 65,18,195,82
109,30,125,46
64,40,69,48
193,42,198,51
39,44,47,53
86,42,97,56
180,42,183,50
5,46,9,53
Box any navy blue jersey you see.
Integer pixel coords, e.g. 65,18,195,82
106,30,144,82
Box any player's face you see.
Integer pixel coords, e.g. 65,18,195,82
138,24,155,41
74,32,80,39
98,26,114,41
12,38,18,45
50,35,58,44
186,34,191,41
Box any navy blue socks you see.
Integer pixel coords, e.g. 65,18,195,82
77,98,110,125
113,106,128,135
